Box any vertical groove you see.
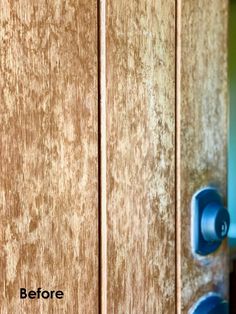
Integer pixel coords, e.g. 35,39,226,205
175,0,181,313
98,0,107,313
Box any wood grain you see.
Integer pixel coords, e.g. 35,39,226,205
0,1,98,313
105,1,176,313
176,0,229,312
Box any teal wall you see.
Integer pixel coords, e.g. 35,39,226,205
228,1,236,245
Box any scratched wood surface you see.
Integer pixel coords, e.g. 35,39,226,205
105,1,176,313
177,0,228,312
0,1,98,313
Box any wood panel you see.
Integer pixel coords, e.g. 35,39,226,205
105,1,176,313
177,0,228,312
0,1,98,313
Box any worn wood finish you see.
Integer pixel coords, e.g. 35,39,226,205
105,1,176,312
177,0,228,312
0,1,98,313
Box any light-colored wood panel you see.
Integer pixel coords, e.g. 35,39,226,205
177,0,228,312
105,1,176,313
0,1,98,313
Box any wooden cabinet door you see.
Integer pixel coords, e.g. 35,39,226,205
0,0,229,313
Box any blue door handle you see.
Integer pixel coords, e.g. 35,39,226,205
190,293,229,314
192,187,230,255
201,202,230,242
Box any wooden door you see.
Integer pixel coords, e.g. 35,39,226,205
0,0,229,313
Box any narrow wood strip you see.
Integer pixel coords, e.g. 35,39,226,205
98,0,107,313
176,0,182,313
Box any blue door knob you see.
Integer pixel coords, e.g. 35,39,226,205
192,187,230,255
190,294,229,314
201,203,230,242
